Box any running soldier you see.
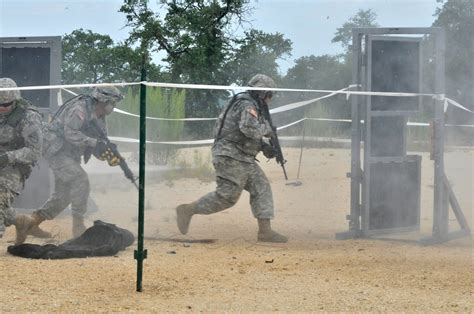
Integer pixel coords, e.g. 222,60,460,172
0,78,46,245
176,74,288,243
25,86,123,238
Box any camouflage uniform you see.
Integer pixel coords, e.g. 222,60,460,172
177,74,287,242
0,78,43,239
193,92,274,219
32,86,122,237
37,96,100,219
34,95,103,222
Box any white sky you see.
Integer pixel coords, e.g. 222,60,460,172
0,0,439,74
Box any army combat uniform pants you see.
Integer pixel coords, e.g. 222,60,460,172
193,156,274,219
0,167,22,237
34,153,89,221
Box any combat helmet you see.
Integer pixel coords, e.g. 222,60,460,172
91,86,123,104
0,77,21,104
247,74,276,101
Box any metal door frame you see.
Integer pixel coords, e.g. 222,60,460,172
336,27,471,244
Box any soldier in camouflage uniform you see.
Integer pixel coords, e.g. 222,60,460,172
25,86,123,238
176,74,288,243
0,77,46,245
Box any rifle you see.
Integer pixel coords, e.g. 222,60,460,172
84,119,139,189
261,104,288,180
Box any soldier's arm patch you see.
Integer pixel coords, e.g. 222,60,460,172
247,108,258,118
76,110,86,122
27,130,40,144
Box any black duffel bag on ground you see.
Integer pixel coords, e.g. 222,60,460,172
7,220,134,259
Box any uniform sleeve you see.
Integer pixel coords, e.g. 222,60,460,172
63,106,98,149
6,111,43,164
238,101,273,140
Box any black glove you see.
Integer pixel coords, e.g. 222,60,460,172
93,140,108,159
262,143,276,159
94,140,120,166
0,153,9,168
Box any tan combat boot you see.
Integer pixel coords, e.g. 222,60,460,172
176,202,196,235
14,214,35,245
28,213,52,239
72,214,86,237
257,219,288,243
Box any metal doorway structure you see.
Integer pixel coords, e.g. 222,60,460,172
0,36,61,209
336,27,471,244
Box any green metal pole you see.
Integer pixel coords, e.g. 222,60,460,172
135,63,148,292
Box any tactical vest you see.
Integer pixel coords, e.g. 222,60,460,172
0,99,39,178
44,95,95,159
215,92,264,157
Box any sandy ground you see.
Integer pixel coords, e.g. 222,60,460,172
1,147,472,312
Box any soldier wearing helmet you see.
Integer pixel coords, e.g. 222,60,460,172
22,85,123,239
176,74,288,243
0,77,47,244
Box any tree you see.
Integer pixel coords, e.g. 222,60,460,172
281,55,351,128
285,55,349,91
278,9,379,138
331,9,379,54
120,0,251,85
120,0,292,137
433,0,474,125
226,30,292,86
107,86,186,165
62,29,162,84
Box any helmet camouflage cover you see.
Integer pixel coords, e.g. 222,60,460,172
0,77,21,104
247,74,277,89
91,86,123,104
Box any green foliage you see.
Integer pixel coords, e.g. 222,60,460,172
121,0,250,82
107,86,186,164
433,0,474,125
62,29,163,84
285,55,350,91
163,149,214,184
120,0,292,136
226,30,293,85
279,55,351,135
279,9,380,140
331,9,379,54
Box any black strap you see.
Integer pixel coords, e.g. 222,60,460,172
50,94,89,122
215,92,257,142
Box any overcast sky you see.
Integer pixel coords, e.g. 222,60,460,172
0,0,440,73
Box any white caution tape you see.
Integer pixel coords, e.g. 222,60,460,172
306,117,474,128
445,97,474,114
1,81,472,114
62,88,79,97
144,81,436,97
110,85,355,120
109,116,473,146
277,118,306,130
0,80,441,97
0,82,139,92
57,90,63,108
60,87,217,120
108,118,306,146
270,86,353,114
